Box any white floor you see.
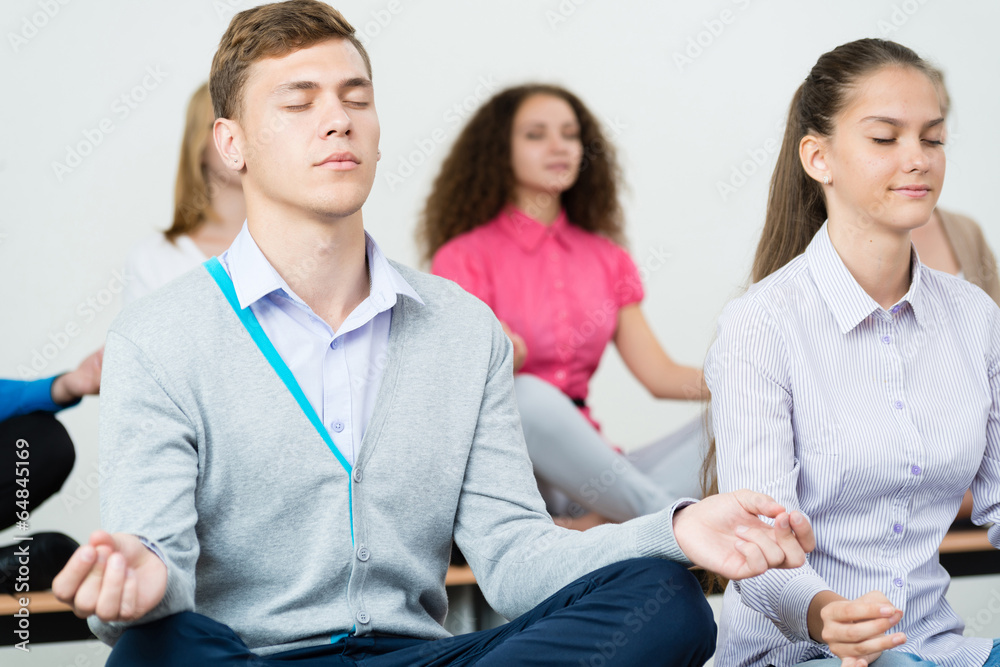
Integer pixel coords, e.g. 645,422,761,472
4,574,1000,666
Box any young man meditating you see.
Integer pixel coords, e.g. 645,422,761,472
53,2,814,664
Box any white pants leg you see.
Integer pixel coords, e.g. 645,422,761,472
513,374,705,522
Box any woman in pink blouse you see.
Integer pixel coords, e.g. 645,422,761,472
420,84,709,526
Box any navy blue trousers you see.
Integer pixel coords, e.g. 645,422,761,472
107,558,716,666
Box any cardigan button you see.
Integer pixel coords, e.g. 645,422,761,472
353,468,363,483
357,547,370,562
356,611,370,624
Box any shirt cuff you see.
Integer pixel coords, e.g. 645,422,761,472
23,376,71,414
777,573,832,643
137,536,166,563
634,498,697,567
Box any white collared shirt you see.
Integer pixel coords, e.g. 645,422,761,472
219,223,423,465
708,223,1000,667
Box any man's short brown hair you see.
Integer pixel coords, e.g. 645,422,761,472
210,0,372,121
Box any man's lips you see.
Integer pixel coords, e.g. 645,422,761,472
316,152,360,170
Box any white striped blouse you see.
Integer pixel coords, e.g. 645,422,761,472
707,223,1000,667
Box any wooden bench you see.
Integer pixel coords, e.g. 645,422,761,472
1,533,991,647
939,527,996,577
0,591,93,646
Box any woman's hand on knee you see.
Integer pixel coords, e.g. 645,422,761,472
501,321,527,373
808,589,906,665
52,530,167,623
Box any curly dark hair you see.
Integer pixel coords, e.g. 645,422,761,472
418,84,625,264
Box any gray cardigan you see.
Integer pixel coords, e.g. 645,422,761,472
90,262,691,655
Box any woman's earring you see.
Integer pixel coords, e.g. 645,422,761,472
377,149,382,160
823,175,830,185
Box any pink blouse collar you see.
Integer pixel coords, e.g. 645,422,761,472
497,206,571,252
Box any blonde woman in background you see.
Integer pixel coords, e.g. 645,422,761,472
911,69,999,306
123,83,246,303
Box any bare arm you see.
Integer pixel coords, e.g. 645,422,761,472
613,304,708,400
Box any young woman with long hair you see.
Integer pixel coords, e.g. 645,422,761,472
123,82,246,303
420,84,708,527
707,39,1000,667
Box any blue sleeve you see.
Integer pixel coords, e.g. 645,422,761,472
0,376,77,422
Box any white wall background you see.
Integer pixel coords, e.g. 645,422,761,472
1,0,998,661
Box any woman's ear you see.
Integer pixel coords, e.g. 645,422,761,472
799,134,831,186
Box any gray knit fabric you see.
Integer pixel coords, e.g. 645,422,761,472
89,262,692,655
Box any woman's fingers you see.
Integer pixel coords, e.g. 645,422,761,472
824,600,898,625
831,632,906,659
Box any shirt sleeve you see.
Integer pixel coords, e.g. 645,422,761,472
122,247,155,306
612,244,644,308
431,239,495,309
972,304,1000,544
706,295,833,644
87,330,199,645
973,223,1000,307
0,376,76,422
452,314,695,620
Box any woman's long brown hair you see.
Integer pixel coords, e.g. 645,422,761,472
418,84,625,264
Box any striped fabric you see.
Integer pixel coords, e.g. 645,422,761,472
706,223,1000,667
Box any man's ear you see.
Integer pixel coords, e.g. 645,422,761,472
214,118,245,171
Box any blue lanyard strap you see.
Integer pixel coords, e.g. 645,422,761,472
203,257,353,476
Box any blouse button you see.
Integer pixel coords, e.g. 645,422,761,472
555,370,567,381
893,578,904,588
892,523,903,534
